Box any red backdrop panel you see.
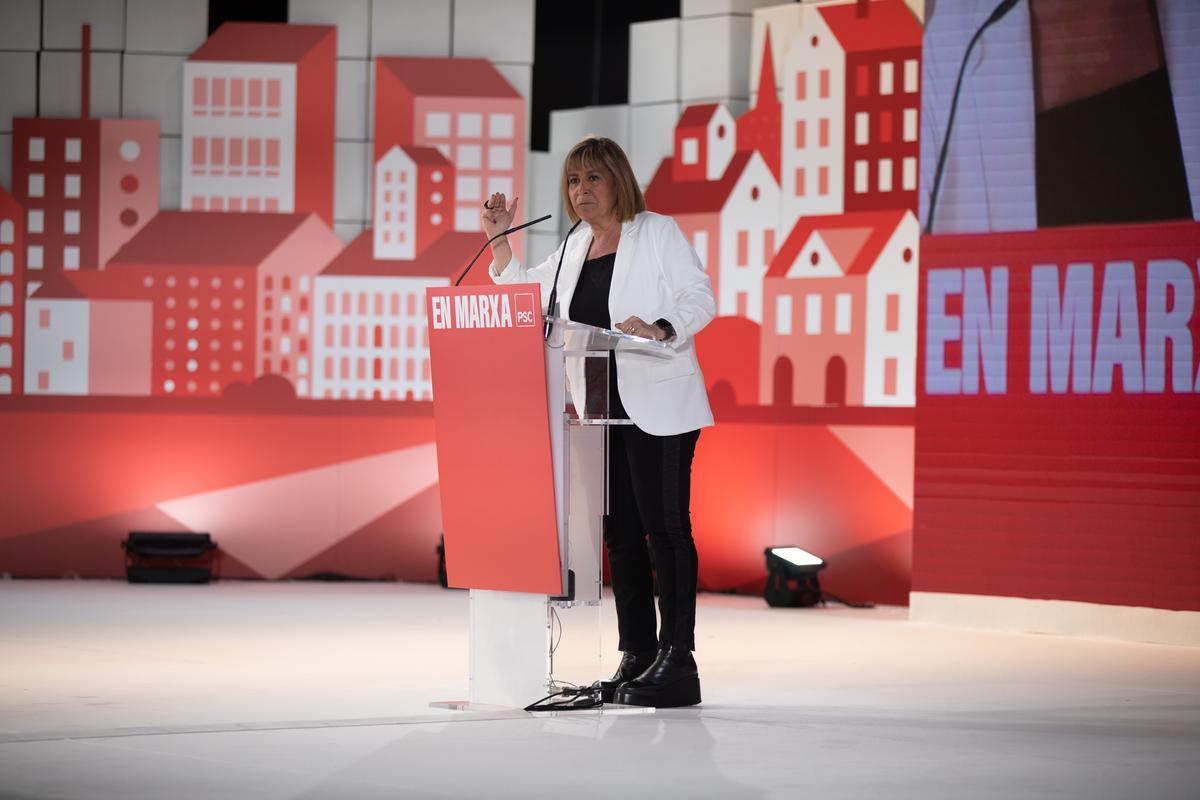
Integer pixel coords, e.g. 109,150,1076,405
914,222,1200,611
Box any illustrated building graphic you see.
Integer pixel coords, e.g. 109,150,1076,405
97,211,343,398
736,27,783,183
0,186,25,394
644,29,788,326
373,146,457,261
10,27,159,276
761,208,918,407
374,57,525,238
780,0,921,233
23,273,153,397
646,145,780,323
182,23,336,223
313,231,484,401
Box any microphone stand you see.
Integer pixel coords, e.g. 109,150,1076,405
454,214,552,287
924,0,1023,235
544,218,584,341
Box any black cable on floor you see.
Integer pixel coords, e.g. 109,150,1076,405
821,592,875,609
524,683,603,712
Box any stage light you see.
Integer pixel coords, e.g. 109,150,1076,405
763,546,826,607
122,532,219,584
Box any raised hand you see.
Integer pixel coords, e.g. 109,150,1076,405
481,193,519,239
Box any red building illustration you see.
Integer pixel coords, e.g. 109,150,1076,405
825,0,921,213
647,93,781,323
736,28,782,183
96,211,343,398
182,23,336,224
313,230,485,400
374,57,524,238
24,273,153,396
647,147,779,323
373,146,457,261
780,0,921,232
10,28,159,275
0,186,25,394
761,209,917,407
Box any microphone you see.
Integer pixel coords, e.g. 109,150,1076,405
544,218,585,341
454,214,552,287
924,0,1023,235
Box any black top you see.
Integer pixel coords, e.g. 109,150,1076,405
1036,68,1193,227
568,252,628,420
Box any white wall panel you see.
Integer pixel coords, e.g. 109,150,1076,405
629,102,681,188
334,222,365,244
629,19,680,105
337,59,369,141
680,15,752,103
335,140,368,223
290,0,370,58
371,0,451,58
42,0,125,51
493,62,532,145
0,0,41,51
122,54,185,135
525,230,559,269
125,0,207,55
682,0,784,17
39,51,122,119
159,135,181,210
549,105,630,158
452,0,534,64
712,96,749,119
0,52,38,133
550,107,588,154
525,150,562,224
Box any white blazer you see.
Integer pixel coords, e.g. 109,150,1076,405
491,211,715,436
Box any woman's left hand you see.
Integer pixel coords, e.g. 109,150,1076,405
616,316,663,341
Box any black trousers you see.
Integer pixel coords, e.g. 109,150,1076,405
605,425,701,653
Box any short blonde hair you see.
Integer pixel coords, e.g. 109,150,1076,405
561,136,647,224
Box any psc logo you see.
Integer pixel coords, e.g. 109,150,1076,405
515,293,536,327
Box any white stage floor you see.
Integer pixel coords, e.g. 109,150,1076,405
1,580,1197,799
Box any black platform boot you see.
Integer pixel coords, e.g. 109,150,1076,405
612,645,701,708
600,650,658,703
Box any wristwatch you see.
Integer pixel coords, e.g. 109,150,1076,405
654,318,676,342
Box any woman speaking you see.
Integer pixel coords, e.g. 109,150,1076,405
482,136,714,708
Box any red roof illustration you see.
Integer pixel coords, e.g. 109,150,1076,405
767,209,909,278
0,184,20,208
818,0,922,52
377,57,519,98
399,145,454,167
644,151,753,215
737,28,782,181
29,273,84,300
108,211,312,267
676,104,720,130
321,230,490,281
189,22,334,63
756,28,779,104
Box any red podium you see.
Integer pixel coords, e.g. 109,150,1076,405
427,283,563,595
426,282,669,708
